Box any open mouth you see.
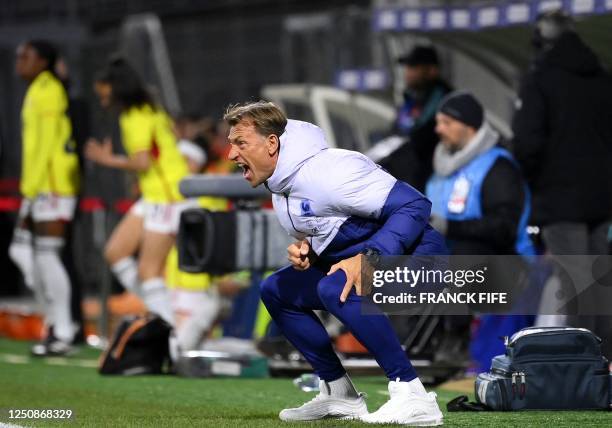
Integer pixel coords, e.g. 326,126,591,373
237,162,252,181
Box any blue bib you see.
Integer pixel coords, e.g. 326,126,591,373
426,147,535,256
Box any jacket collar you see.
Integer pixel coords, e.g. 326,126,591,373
265,119,328,194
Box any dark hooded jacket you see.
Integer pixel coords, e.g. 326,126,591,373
512,32,612,226
380,78,452,192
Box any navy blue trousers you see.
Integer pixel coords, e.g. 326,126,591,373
260,265,418,382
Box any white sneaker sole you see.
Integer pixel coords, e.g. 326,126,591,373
279,397,368,422
361,410,443,426
398,416,443,426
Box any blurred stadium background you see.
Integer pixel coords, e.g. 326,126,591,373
1,0,612,426
2,0,611,298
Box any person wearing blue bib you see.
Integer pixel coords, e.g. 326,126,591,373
426,91,535,372
426,91,534,257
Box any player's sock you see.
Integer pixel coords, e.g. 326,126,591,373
405,377,428,396
141,277,174,326
34,236,74,343
111,257,139,294
176,290,220,351
9,229,49,318
328,373,360,398
9,228,36,289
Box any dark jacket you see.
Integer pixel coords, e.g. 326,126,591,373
446,156,525,255
512,32,612,226
380,79,452,192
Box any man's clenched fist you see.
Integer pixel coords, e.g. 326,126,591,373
288,239,315,271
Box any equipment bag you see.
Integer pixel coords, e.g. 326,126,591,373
177,208,292,274
99,314,172,375
475,326,610,410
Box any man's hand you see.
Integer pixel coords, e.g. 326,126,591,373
85,137,113,166
328,254,364,303
288,240,315,271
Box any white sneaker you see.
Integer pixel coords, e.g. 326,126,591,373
31,337,74,357
31,328,75,357
360,379,443,426
279,380,368,421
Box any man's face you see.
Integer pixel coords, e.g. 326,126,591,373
15,44,47,81
94,81,112,109
404,64,438,91
227,120,279,187
435,112,473,150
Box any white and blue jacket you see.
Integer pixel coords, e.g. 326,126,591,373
265,120,447,264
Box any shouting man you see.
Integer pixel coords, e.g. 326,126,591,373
225,101,446,425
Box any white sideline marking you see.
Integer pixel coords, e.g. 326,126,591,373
45,357,98,368
0,353,98,368
0,354,28,364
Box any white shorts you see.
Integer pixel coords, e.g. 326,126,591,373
129,198,145,217
19,194,77,223
130,198,198,234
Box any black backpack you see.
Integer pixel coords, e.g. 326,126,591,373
99,314,172,375
474,327,610,410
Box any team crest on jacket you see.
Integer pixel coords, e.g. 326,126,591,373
300,199,315,217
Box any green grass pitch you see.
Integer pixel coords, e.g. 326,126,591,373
0,338,609,427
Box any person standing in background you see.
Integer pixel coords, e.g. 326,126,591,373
85,57,193,327
427,91,535,372
512,10,612,349
428,92,534,257
9,40,80,355
380,45,452,192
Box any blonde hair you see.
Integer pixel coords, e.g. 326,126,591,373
223,101,287,138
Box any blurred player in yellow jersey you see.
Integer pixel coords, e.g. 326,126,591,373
85,57,193,326
9,40,80,356
166,116,228,350
166,116,253,351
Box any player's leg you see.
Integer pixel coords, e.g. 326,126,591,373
260,266,367,421
168,244,224,351
32,219,75,354
104,202,144,295
317,270,443,425
8,201,46,312
9,226,37,288
136,201,196,326
260,266,343,379
29,195,79,356
137,228,176,325
173,287,220,351
318,270,417,381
